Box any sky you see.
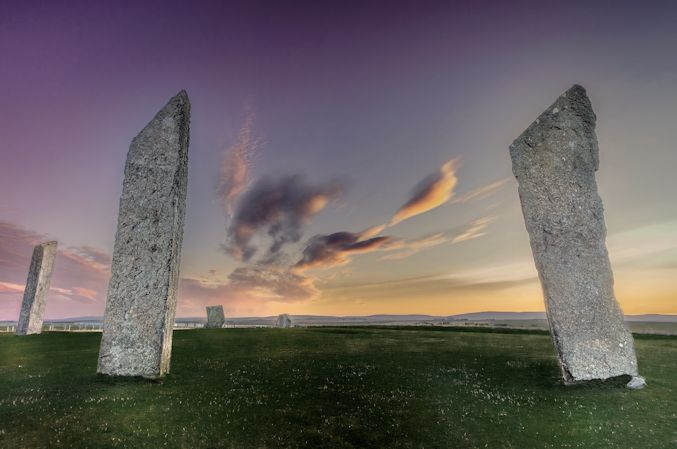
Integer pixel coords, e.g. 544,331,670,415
1,0,676,319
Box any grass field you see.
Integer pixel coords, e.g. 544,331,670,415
1,328,675,449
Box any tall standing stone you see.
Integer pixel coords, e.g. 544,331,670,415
16,241,58,335
205,305,225,328
97,91,190,378
510,85,643,387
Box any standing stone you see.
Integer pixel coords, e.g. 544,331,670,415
205,305,225,328
510,85,642,387
275,313,292,328
97,91,190,378
16,241,58,335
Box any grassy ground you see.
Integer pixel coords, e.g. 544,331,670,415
0,328,675,449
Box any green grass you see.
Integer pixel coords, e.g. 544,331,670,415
0,328,675,449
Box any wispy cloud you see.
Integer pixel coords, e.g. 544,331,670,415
177,265,320,317
228,265,318,301
451,178,510,204
379,217,495,261
378,232,449,260
451,216,494,243
296,217,494,269
0,281,25,295
216,110,261,215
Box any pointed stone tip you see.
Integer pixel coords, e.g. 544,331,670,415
40,241,58,248
563,84,587,98
166,90,190,111
151,90,190,126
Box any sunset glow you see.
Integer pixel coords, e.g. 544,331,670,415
1,1,676,320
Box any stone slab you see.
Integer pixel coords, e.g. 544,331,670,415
509,85,640,384
275,313,292,328
16,241,58,335
205,305,225,328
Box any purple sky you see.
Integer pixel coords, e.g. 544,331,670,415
1,0,677,319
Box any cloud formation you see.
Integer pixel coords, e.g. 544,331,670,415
451,216,494,243
390,159,459,225
216,111,261,215
378,232,449,260
451,177,510,204
177,264,321,316
224,175,343,262
228,265,318,301
296,217,494,269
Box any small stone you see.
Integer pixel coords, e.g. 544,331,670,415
626,376,646,390
205,305,225,328
275,314,293,328
16,241,58,336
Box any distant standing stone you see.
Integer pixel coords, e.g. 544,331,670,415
16,241,58,336
97,91,190,378
275,313,292,328
510,85,640,386
205,305,225,328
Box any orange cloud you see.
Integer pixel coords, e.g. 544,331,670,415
358,224,387,240
0,281,25,295
390,158,459,225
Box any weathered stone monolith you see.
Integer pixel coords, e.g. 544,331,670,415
16,241,58,335
205,305,225,328
275,313,292,328
510,85,643,388
97,91,190,378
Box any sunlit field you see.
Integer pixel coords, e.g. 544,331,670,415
1,328,675,448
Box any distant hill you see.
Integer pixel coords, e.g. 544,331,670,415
3,312,675,326
447,311,546,321
625,314,677,323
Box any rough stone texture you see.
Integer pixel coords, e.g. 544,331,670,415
97,91,190,378
205,305,225,328
510,85,640,384
16,241,58,335
275,313,292,328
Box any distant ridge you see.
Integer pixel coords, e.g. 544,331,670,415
5,312,674,324
447,311,546,321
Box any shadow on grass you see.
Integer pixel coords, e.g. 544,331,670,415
94,373,165,385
